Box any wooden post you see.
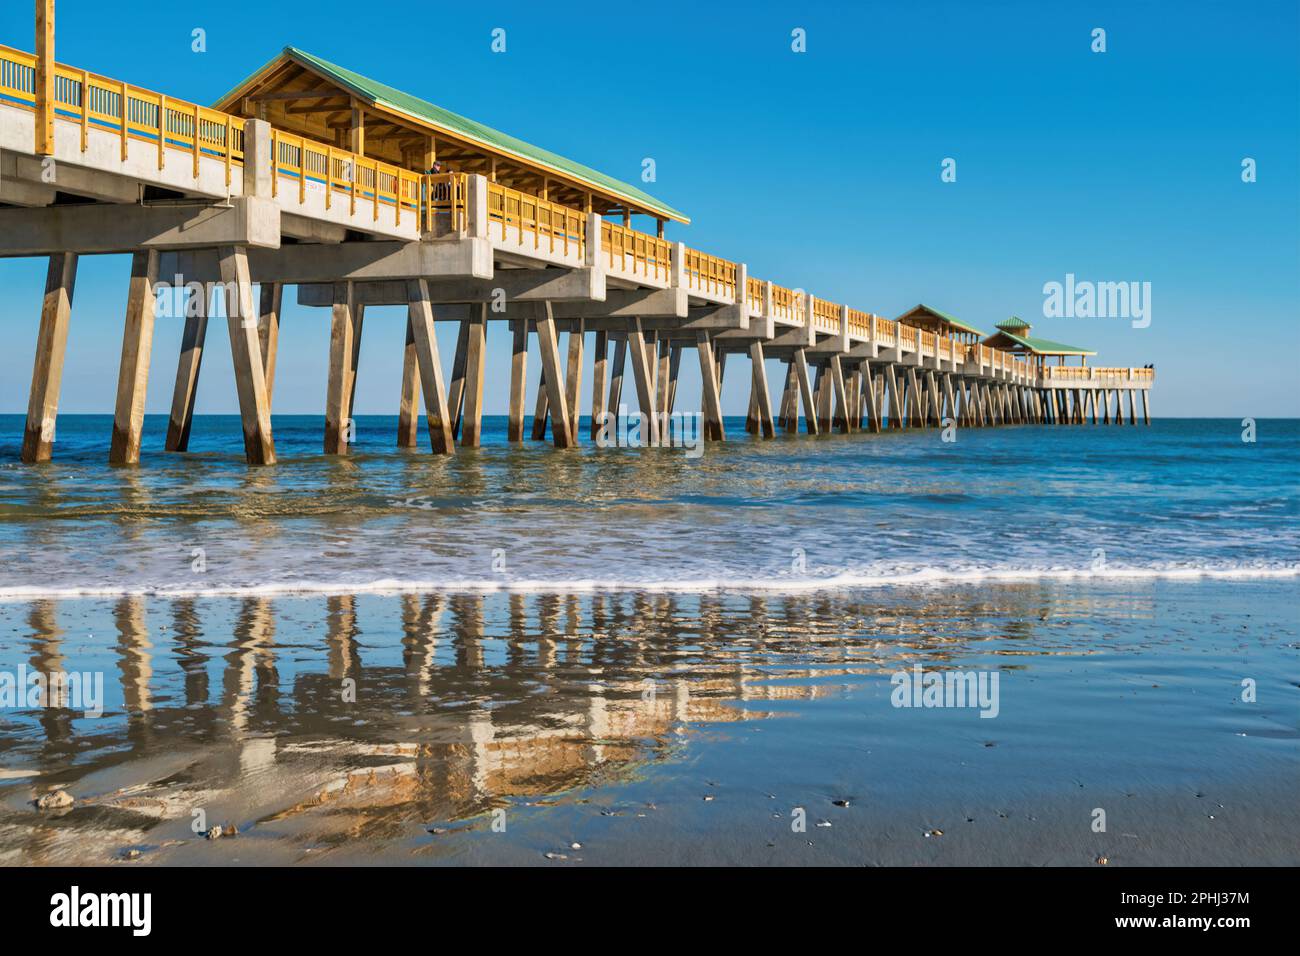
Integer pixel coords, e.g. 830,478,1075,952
861,361,882,433
531,367,550,441
626,319,660,446
35,0,55,157
165,284,208,452
219,245,276,465
109,251,160,465
779,360,799,433
258,283,281,410
606,334,626,434
749,341,774,439
830,355,851,433
884,365,902,429
447,319,470,440
666,344,682,415
324,282,359,454
405,279,454,454
563,319,584,443
655,335,672,417
397,315,421,447
535,302,573,448
814,366,833,433
1141,389,1151,426
461,303,488,447
793,349,817,435
697,331,725,441
21,252,77,463
590,329,608,442
508,319,528,442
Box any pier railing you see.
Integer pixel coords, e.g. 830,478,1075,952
812,297,840,334
601,220,671,281
425,171,468,233
486,181,587,256
847,308,872,339
1,43,244,182
681,246,737,299
1042,366,1154,386
270,128,421,225
771,285,803,323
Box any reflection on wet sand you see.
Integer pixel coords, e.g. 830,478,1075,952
0,586,1126,864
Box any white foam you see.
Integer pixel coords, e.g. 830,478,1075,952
0,562,1296,602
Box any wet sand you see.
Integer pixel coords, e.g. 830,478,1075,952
0,577,1296,866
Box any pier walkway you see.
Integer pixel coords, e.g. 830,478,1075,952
0,40,1153,466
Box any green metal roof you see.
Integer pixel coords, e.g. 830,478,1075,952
995,316,1032,333
898,304,985,337
991,330,1095,356
220,47,688,224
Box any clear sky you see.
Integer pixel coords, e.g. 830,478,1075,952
1,0,1296,418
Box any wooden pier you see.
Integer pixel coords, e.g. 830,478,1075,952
0,28,1153,466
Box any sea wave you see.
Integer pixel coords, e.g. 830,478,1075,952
1,561,1296,601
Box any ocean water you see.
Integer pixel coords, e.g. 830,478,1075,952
0,416,1296,596
0,416,1297,865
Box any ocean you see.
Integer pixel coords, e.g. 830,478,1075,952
0,415,1296,864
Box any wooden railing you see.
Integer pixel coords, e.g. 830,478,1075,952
847,308,872,338
919,329,937,354
601,220,671,280
1,43,243,184
770,285,805,323
488,181,586,256
746,276,765,312
812,297,840,333
873,315,899,343
270,128,420,225
1041,366,1154,385
681,247,737,299
426,171,468,234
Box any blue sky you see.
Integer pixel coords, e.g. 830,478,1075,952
1,0,1296,417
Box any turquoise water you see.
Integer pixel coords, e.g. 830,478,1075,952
0,416,1296,596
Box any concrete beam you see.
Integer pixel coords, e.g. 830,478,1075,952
249,238,492,284
0,198,281,257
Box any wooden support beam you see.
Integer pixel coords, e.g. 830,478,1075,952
590,330,608,442
943,375,958,428
626,319,660,446
397,315,421,447
21,252,77,463
778,360,799,433
861,361,882,433
563,320,584,444
535,302,574,448
831,355,851,433
109,250,160,466
461,304,488,447
531,367,549,441
35,0,54,156
324,281,359,455
219,245,276,465
793,349,818,435
164,285,208,452
446,319,470,441
508,319,528,442
606,334,626,434
697,331,726,441
884,365,902,429
926,371,941,426
749,341,774,439
655,335,671,417
405,279,455,454
666,344,682,415
258,283,282,410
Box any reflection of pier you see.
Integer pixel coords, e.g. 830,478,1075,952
2,591,883,864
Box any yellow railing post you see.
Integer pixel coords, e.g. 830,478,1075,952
119,80,128,160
